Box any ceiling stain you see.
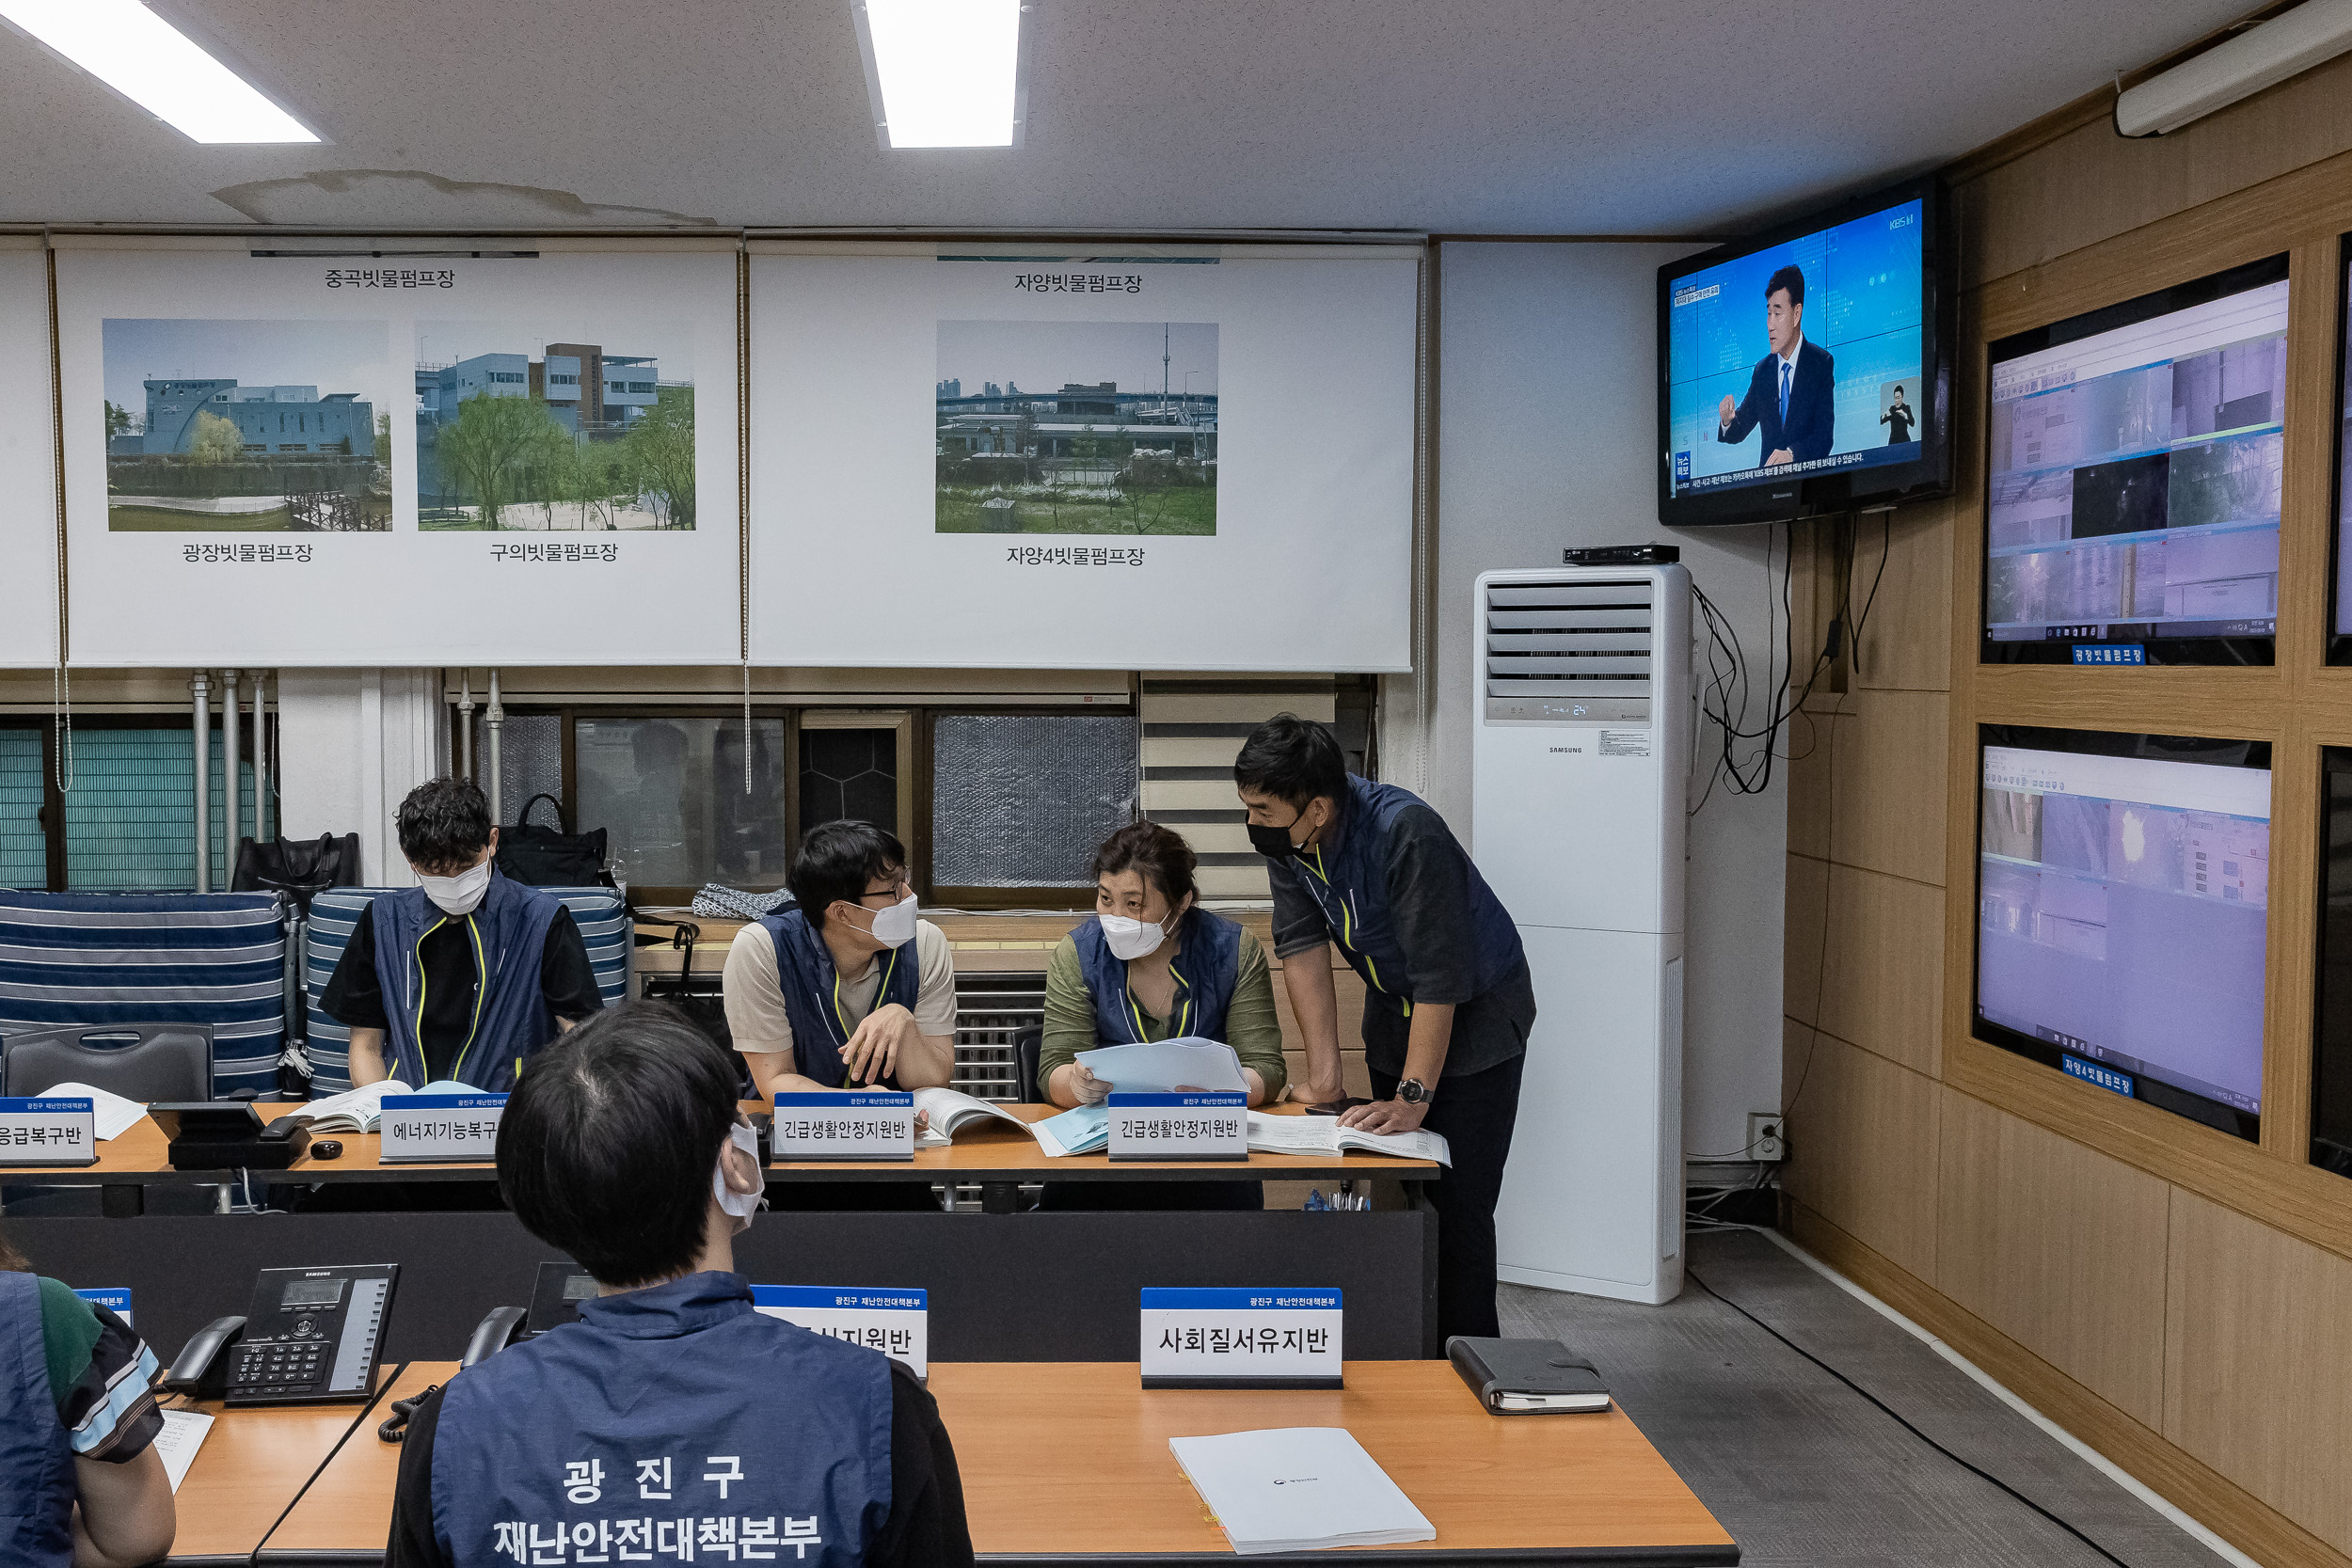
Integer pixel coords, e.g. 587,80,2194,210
209,168,717,228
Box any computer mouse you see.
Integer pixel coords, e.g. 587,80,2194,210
311,1139,344,1161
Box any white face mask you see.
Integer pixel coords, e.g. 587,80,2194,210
713,1123,761,1223
861,891,920,947
419,859,492,916
1098,907,1177,961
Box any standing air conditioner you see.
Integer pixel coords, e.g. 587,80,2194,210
1472,564,1689,1306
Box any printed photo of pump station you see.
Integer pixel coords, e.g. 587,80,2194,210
415,323,696,531
936,320,1218,536
103,318,392,532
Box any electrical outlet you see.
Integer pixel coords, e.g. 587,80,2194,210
1747,1112,1786,1163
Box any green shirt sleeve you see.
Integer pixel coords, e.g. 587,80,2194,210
1038,934,1099,1099
1225,931,1288,1099
37,1275,102,1407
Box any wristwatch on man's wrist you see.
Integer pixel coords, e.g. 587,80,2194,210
1397,1078,1431,1105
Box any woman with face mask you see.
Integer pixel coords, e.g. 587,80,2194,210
1034,820,1287,1211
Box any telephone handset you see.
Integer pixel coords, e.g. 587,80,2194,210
459,1307,526,1370
453,1261,597,1375
166,1264,399,1406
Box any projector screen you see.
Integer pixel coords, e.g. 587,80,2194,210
52,240,742,667
1975,725,2269,1140
746,245,1419,671
0,241,58,668
1984,256,2287,665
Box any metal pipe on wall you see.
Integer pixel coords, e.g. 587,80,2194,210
190,671,210,893
252,672,270,843
221,669,241,869
458,671,475,782
485,669,504,822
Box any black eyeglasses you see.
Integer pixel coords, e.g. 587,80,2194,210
857,879,910,904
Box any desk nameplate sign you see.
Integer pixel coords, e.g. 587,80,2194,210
751,1285,929,1379
0,1097,97,1166
770,1091,915,1162
75,1288,133,1328
1108,1092,1247,1163
379,1093,507,1164
1140,1288,1343,1388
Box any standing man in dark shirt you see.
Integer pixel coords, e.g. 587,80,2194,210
387,1003,972,1568
1235,715,1537,1342
323,778,600,1090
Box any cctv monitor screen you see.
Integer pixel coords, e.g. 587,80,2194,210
1976,725,2268,1141
2330,241,2352,662
1984,256,2287,665
1659,179,1951,526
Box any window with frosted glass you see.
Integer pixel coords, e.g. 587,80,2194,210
575,717,787,894
63,729,252,892
931,715,1138,887
800,728,899,838
0,729,42,890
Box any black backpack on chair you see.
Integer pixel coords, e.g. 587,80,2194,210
232,832,362,914
496,794,609,888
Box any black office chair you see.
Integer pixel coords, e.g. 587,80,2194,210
2,1024,215,1102
1011,1025,1046,1104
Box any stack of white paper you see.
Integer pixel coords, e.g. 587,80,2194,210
1073,1037,1248,1094
38,1082,148,1141
1168,1427,1435,1555
152,1408,214,1493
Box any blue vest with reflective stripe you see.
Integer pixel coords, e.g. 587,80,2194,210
431,1273,891,1568
756,908,922,1086
1292,774,1523,1018
0,1272,74,1568
371,870,564,1090
1073,908,1244,1045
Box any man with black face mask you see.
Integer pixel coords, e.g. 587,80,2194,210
1234,714,1536,1342
324,777,601,1091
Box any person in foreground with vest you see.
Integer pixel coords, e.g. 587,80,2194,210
326,777,602,1091
386,1002,972,1568
0,1224,174,1568
1235,714,1537,1342
1034,818,1286,1211
723,820,958,1102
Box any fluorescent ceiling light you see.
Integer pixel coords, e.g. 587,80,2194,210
0,0,319,144
2117,0,2352,136
854,0,1027,150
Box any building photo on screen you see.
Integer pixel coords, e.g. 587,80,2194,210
1984,256,2286,664
1661,183,1945,526
1975,726,2269,1140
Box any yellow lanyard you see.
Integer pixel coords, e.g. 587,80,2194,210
828,946,900,1047
414,912,489,1080
1122,958,1194,1043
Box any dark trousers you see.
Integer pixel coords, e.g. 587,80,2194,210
1373,1052,1524,1343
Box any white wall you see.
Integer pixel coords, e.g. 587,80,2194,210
1433,241,1786,1162
276,669,444,886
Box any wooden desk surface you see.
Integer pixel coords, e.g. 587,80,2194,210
167,1363,402,1565
250,1361,1736,1565
257,1361,452,1560
767,1101,1441,1184
5,1104,506,1184
939,1361,1737,1561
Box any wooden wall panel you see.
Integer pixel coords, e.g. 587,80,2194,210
2166,1191,2352,1557
1816,863,1945,1079
1828,689,1949,887
1781,853,1828,1030
1778,1024,1939,1282
1786,706,1839,862
1934,1090,2168,1428
1852,502,1953,696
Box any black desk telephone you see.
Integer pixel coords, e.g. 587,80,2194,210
163,1263,399,1405
458,1261,599,1369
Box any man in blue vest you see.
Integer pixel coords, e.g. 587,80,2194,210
326,778,602,1092
385,1003,972,1568
1235,715,1537,1341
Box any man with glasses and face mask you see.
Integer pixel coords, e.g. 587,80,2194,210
723,821,958,1102
326,778,600,1090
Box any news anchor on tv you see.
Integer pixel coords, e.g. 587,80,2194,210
1717,263,1834,466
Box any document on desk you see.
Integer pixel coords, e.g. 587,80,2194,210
152,1408,214,1493
39,1082,146,1141
1073,1037,1248,1094
1245,1111,1452,1167
912,1086,1032,1148
1027,1103,1110,1157
1168,1427,1434,1555
294,1078,414,1134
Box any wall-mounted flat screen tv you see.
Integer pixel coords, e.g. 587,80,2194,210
1657,176,1952,527
1976,725,2268,1142
1984,256,2287,665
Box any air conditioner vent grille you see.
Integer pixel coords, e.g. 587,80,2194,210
1484,578,1652,701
